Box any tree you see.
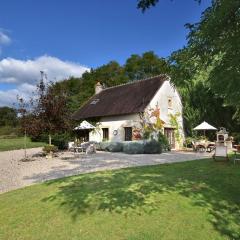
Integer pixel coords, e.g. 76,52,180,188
186,0,240,118
137,0,240,115
169,47,240,136
18,78,70,145
125,51,170,81
0,107,18,127
137,0,200,12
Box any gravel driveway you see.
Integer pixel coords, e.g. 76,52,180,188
0,148,211,194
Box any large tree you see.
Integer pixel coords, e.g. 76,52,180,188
187,0,240,118
18,79,70,144
137,0,240,119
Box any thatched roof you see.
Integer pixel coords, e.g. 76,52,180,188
72,75,168,120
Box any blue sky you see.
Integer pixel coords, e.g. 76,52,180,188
0,0,211,106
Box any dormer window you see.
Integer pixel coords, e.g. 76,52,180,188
90,99,100,105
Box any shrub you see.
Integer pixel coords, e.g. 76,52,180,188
232,133,240,144
144,140,162,154
123,141,144,154
51,133,72,150
184,137,195,148
43,144,58,154
158,132,170,151
99,142,112,151
106,142,123,152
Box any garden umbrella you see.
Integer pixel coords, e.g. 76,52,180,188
193,121,217,136
74,120,95,130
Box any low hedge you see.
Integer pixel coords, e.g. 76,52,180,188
98,142,123,152
123,141,144,154
143,140,162,154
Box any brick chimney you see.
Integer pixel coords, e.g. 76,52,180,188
95,82,103,94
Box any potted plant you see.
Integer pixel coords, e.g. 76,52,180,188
43,144,58,159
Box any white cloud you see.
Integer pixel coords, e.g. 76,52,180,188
0,83,35,107
0,31,11,45
0,55,89,84
0,56,90,107
0,30,11,55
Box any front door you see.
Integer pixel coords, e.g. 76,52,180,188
164,128,175,149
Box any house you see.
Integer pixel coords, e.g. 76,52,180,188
72,75,184,149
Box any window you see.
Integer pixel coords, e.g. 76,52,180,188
124,127,132,141
168,97,173,109
102,128,109,141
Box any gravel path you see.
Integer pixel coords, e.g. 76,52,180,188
0,148,211,194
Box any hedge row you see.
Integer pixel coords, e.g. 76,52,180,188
98,140,163,154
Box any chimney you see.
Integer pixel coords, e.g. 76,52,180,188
95,82,103,94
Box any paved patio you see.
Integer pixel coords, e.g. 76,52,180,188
0,148,211,194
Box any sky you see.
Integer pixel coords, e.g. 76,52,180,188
0,0,211,107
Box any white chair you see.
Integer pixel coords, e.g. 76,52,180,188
68,141,75,151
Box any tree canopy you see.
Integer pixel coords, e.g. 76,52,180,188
0,107,18,127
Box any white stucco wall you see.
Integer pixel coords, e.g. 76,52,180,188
147,80,184,148
89,114,141,142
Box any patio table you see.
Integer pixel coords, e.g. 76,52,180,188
73,146,83,153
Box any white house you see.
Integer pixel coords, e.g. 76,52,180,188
72,75,184,149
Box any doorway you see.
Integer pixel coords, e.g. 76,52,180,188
164,128,175,149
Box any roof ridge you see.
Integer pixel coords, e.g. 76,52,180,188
101,74,169,92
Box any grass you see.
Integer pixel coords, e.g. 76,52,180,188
0,158,240,240
0,137,45,151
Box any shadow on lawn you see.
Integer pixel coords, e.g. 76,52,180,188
42,159,240,239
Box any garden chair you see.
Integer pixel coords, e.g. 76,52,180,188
192,141,197,152
68,141,75,151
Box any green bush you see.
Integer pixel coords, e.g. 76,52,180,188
158,132,170,151
184,137,195,148
51,133,72,150
144,140,162,154
106,142,123,152
123,141,144,154
99,142,112,151
43,144,58,153
232,133,240,144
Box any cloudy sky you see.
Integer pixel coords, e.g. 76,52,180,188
0,0,211,107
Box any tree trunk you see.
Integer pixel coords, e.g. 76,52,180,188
49,134,52,145
24,129,27,159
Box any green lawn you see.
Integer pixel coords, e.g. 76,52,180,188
0,159,240,240
0,137,45,151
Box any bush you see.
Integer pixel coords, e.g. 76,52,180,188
99,142,112,151
184,137,195,148
51,133,72,150
123,141,144,154
232,133,240,144
43,144,58,154
158,132,170,151
144,140,162,154
106,142,123,152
